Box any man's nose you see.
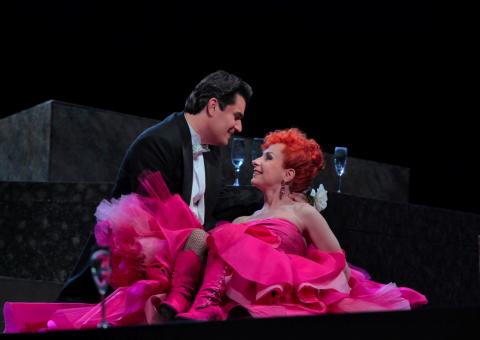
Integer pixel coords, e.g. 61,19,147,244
235,120,242,133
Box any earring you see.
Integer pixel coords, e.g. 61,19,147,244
280,180,286,199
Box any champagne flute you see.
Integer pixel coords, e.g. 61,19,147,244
250,138,264,183
251,138,264,161
91,248,112,328
230,137,245,186
333,146,348,193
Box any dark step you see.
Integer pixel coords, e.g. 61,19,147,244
0,276,63,331
0,100,409,203
1,184,479,310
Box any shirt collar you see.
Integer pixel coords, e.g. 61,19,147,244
187,123,210,158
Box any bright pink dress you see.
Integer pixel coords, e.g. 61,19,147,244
3,172,427,333
207,218,427,319
4,172,202,333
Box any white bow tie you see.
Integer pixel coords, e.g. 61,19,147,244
192,143,210,159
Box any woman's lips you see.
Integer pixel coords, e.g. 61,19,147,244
252,170,262,176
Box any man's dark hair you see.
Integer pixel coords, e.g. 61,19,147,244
184,70,253,114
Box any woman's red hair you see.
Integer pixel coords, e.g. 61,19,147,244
262,128,324,193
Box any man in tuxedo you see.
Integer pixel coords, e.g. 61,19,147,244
57,70,253,306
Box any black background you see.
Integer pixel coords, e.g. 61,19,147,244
1,1,476,214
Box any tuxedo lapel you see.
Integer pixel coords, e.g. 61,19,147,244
173,112,193,204
172,112,223,227
203,147,223,226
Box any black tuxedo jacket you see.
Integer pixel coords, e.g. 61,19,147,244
57,112,225,302
112,111,224,227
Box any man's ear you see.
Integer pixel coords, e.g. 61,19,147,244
206,98,219,117
284,168,296,183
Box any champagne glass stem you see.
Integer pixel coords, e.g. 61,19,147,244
234,167,240,186
99,293,108,328
337,175,342,193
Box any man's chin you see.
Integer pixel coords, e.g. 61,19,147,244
222,135,233,145
211,137,229,146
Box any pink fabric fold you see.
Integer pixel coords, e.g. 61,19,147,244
207,218,427,318
3,172,427,332
3,172,201,333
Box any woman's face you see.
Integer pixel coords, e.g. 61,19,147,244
251,143,288,188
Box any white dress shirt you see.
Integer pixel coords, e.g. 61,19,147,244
186,124,209,225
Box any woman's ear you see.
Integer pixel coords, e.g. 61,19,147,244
284,168,295,183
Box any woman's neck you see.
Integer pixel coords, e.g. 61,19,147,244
261,185,293,211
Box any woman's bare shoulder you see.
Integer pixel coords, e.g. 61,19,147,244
292,201,317,217
292,202,327,229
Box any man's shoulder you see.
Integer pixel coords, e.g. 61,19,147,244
121,112,186,158
146,112,184,133
137,112,185,141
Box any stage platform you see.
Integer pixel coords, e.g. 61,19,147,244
2,306,479,339
1,101,479,337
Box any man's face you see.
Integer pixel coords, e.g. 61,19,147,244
208,94,246,146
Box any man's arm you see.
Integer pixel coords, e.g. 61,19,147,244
58,134,178,303
112,135,177,198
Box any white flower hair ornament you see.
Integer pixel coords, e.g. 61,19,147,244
309,184,328,212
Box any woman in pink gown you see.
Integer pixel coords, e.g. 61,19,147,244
3,128,427,332
174,128,427,320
